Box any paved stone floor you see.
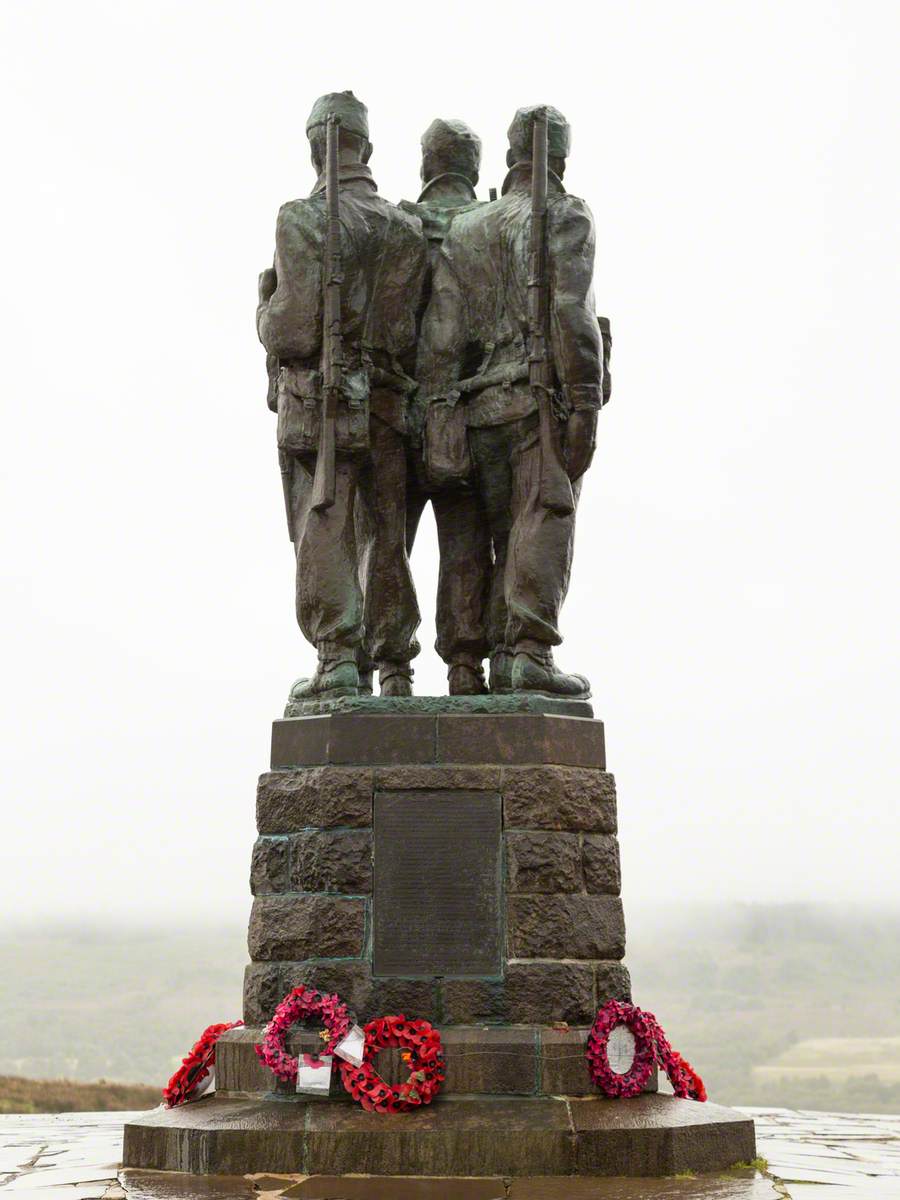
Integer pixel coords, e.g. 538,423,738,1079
1,1106,899,1198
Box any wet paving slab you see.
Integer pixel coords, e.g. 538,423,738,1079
2,1106,900,1197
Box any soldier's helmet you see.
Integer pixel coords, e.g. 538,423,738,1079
420,118,481,185
305,91,370,142
507,104,570,162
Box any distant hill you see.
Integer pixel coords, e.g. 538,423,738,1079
2,905,900,1113
0,1074,159,1114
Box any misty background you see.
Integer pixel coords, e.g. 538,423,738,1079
1,0,898,1109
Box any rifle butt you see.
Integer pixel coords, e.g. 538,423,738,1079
538,402,575,516
310,419,336,512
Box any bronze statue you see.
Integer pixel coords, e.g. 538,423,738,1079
418,105,606,698
257,92,426,700
401,119,492,696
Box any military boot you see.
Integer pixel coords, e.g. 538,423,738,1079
448,660,488,696
511,642,591,699
489,648,514,693
379,662,414,698
289,655,360,702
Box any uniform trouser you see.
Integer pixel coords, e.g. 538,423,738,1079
468,413,580,651
289,414,420,665
406,466,491,667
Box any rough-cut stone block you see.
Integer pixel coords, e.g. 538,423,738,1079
303,1097,576,1177
216,1027,273,1095
286,1177,505,1199
248,895,366,961
374,765,501,791
329,714,437,765
442,1027,538,1096
368,976,440,1023
582,833,621,894
506,832,580,893
279,960,373,1015
243,962,284,1025
441,961,595,1026
539,1028,657,1096
290,830,373,894
503,767,617,832
594,960,632,1005
256,768,373,833
250,837,289,895
271,717,330,767
509,896,625,960
437,714,604,767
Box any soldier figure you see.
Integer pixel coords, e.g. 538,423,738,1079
257,92,427,700
419,105,606,697
401,119,492,696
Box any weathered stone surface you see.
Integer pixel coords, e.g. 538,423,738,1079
216,1027,273,1095
503,766,617,832
437,714,605,768
441,961,595,1025
242,962,284,1025
374,765,501,791
509,896,625,959
539,1028,656,1096
368,976,440,1023
303,1097,576,1176
582,832,621,894
595,960,633,1005
256,768,373,833
248,895,366,961
279,960,373,1016
286,1176,505,1199
122,1092,755,1177
506,831,580,893
571,1094,757,1176
290,830,373,894
250,837,289,895
271,717,330,768
328,714,437,765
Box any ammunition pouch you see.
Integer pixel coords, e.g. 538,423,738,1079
276,365,370,458
423,391,473,487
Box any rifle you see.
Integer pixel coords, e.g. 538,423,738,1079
529,108,575,516
311,113,342,512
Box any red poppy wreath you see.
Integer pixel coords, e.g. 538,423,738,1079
255,985,351,1084
163,1020,243,1108
339,1014,445,1112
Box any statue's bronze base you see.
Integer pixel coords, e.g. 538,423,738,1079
122,1092,755,1179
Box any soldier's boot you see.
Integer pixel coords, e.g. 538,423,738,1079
511,641,591,699
379,662,414,698
448,659,488,696
489,648,514,693
289,655,360,702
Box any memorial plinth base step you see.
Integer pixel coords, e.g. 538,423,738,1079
122,1093,755,1179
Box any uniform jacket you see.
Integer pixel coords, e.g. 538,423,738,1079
258,164,426,381
418,162,604,428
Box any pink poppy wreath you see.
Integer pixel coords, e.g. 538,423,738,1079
254,985,351,1084
586,1001,707,1101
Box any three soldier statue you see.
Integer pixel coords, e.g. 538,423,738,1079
257,92,609,702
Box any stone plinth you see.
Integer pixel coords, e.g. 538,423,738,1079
123,708,754,1179
245,712,626,1027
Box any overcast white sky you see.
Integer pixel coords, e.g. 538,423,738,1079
1,0,898,926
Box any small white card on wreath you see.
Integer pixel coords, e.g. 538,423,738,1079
334,1024,365,1068
296,1056,333,1096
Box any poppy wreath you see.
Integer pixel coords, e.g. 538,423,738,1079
254,985,352,1084
585,1000,657,1097
586,1001,707,1101
339,1015,445,1113
163,1020,243,1108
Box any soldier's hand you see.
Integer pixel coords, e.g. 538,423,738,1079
258,267,277,304
565,409,598,482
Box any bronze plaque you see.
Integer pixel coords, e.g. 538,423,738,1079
373,791,502,977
